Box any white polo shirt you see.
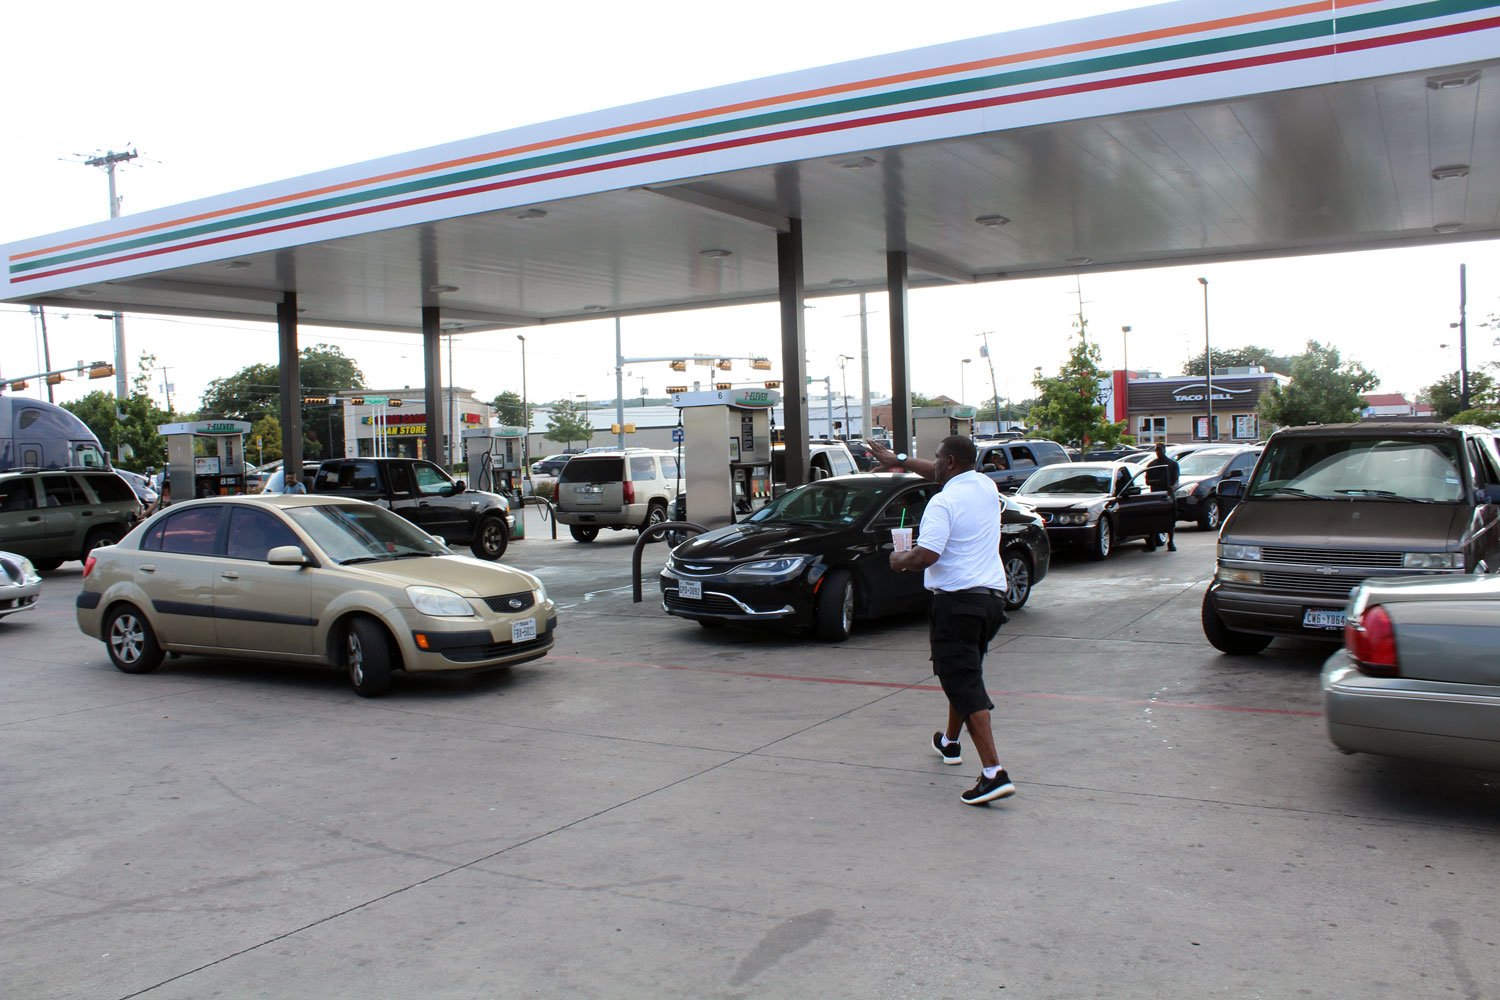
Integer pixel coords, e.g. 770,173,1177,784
916,470,1008,593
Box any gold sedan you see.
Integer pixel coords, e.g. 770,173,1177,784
75,494,555,696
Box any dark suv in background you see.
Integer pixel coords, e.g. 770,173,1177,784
977,439,1073,493
0,468,143,569
1203,422,1500,654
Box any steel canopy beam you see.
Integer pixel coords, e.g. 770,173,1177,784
421,306,444,468
778,219,808,490
277,293,303,482
642,185,791,233
887,252,911,456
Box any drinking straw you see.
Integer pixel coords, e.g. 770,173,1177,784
900,509,907,528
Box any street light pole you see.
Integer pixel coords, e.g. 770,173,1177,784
960,358,971,405
516,334,529,475
1198,278,1214,442
838,355,853,437
1459,263,1470,412
1121,325,1131,375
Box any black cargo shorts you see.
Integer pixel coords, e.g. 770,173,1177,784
928,589,1006,719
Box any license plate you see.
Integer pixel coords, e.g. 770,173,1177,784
1302,609,1345,630
678,580,702,600
576,493,602,504
511,618,537,643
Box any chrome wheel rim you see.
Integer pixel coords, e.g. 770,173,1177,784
347,632,365,686
1098,522,1112,557
1005,556,1029,605
840,583,853,632
1206,502,1219,528
109,614,144,663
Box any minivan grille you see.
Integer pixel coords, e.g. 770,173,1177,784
1260,571,1364,598
1260,546,1404,568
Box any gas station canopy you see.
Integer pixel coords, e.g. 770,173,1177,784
5,0,1498,332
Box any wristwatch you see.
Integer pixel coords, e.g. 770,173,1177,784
895,453,908,462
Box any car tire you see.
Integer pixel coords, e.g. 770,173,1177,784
569,525,599,543
105,603,165,674
33,559,63,572
641,502,668,543
469,513,509,561
1003,549,1033,610
1200,591,1273,655
815,569,855,642
345,616,394,697
1089,518,1113,561
1198,499,1221,532
82,526,125,560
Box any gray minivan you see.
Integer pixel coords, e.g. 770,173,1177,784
1202,422,1500,654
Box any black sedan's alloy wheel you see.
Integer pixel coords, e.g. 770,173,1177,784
1003,551,1032,610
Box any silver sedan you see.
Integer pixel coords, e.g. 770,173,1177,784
0,550,42,620
1323,573,1500,770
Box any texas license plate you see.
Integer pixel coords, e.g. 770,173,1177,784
511,618,537,642
576,493,602,504
1302,609,1345,630
678,580,702,600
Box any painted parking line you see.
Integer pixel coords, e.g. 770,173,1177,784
550,655,1323,718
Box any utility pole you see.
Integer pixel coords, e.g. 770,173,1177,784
158,365,173,412
1458,263,1470,412
83,149,137,401
858,293,873,439
614,317,626,449
31,306,54,403
979,332,1000,428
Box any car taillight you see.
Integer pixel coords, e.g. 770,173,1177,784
83,554,96,579
1345,604,1398,676
623,480,635,505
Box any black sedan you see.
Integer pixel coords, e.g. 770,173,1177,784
1170,446,1261,530
660,473,1050,641
1013,461,1175,560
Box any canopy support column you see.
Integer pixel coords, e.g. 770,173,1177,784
778,219,809,489
422,306,444,467
887,251,912,456
277,293,303,478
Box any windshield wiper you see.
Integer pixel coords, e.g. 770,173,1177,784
1252,486,1322,499
341,555,398,565
1333,489,1433,503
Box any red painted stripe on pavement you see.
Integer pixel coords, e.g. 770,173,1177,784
550,655,1325,718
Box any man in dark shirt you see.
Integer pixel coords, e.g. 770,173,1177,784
1144,442,1180,552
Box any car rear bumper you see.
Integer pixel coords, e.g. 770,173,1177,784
1322,654,1500,770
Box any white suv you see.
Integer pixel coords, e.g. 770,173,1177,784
554,450,682,542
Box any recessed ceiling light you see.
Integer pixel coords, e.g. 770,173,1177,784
221,260,252,270
1431,164,1470,180
582,304,608,312
974,214,1010,227
512,208,547,220
1066,256,1094,266
1427,70,1480,90
829,278,857,287
698,248,733,259
1434,222,1464,234
832,156,878,169
428,283,460,293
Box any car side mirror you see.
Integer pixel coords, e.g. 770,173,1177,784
267,545,308,566
1478,484,1500,505
982,463,997,473
1217,479,1245,500
448,480,466,494
1122,485,1142,497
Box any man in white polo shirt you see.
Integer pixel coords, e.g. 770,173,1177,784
872,435,1015,806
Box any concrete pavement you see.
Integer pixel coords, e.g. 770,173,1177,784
3,510,1498,999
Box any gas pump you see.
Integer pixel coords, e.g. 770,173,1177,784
157,420,252,500
461,425,527,495
912,404,977,456
672,387,779,531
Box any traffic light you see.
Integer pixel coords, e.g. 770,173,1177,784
88,364,114,380
669,360,687,372
303,396,330,405
610,423,621,434
387,398,403,407
716,359,733,371
46,374,65,385
623,423,636,434
750,358,772,370
715,382,733,390
763,381,781,389
347,397,364,405
9,380,28,390
665,385,688,394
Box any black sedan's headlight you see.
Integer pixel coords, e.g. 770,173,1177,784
725,556,809,580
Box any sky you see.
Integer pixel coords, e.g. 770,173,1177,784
1,0,1496,417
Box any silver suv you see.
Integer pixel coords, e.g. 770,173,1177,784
555,450,682,542
0,469,144,570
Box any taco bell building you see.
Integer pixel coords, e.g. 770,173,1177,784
1115,369,1289,445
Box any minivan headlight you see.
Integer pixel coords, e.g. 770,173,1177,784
727,556,807,579
1402,552,1460,569
406,585,476,617
1219,543,1262,561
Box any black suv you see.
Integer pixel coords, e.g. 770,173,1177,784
977,439,1073,493
0,468,144,570
310,458,515,559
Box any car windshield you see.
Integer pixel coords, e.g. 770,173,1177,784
286,503,448,563
1248,437,1465,502
747,481,895,525
1021,466,1113,495
1178,452,1233,477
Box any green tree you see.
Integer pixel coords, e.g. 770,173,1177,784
1449,407,1500,428
543,398,592,449
249,414,283,465
199,344,365,456
1257,340,1378,428
1421,367,1499,421
1183,344,1295,376
489,390,526,426
1029,338,1126,448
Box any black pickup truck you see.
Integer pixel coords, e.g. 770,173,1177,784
310,458,515,560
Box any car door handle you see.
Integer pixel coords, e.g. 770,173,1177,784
26,514,41,522
81,510,94,517
140,564,156,573
220,571,240,580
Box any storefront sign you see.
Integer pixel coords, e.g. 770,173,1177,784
1171,382,1254,404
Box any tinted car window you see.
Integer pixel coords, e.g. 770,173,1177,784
159,506,224,555
86,472,137,504
660,456,680,480
828,450,856,476
387,463,417,498
749,481,896,525
1009,447,1037,470
1249,437,1465,502
42,475,88,508
226,507,301,561
561,457,623,483
1024,467,1112,494
874,485,938,525
0,480,37,511
414,462,452,495
630,457,658,481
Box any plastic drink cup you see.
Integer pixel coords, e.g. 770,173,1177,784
891,527,914,552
